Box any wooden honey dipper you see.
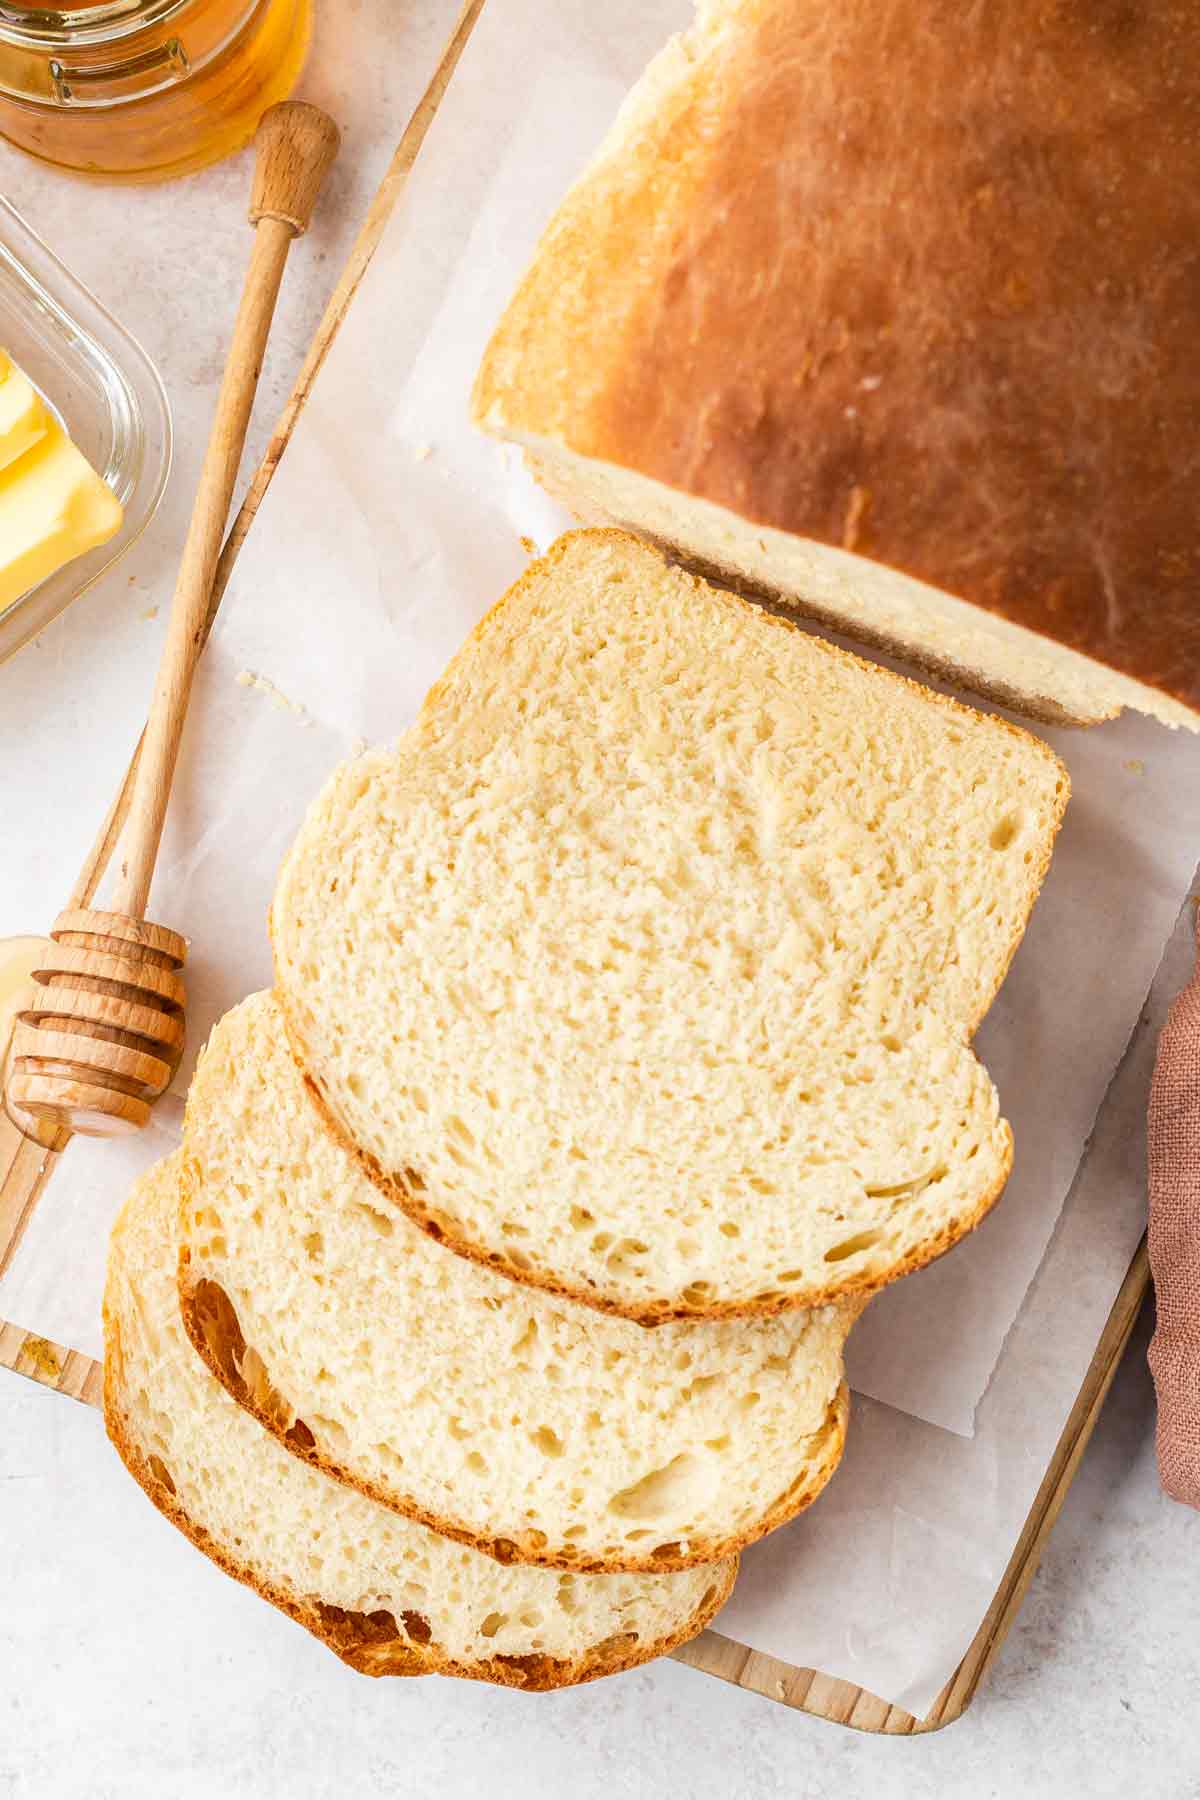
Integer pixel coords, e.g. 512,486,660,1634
4,101,340,1140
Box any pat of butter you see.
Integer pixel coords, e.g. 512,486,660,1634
0,426,123,619
0,350,123,619
0,935,48,1066
0,351,49,475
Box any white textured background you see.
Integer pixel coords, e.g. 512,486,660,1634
2,1,1199,1793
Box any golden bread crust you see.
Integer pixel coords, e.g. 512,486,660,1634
475,6,1200,718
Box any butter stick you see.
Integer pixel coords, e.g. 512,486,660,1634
0,363,123,616
0,350,50,476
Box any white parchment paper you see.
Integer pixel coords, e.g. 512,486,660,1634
4,0,1199,1716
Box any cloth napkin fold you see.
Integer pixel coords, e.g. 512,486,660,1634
1148,909,1200,1507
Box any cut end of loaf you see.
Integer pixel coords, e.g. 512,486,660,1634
508,445,1200,734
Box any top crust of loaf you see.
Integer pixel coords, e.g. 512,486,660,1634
474,0,1200,717
272,530,1066,1322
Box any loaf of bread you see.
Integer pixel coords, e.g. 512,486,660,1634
105,1155,734,1688
179,993,854,1572
473,1,1200,730
272,530,1067,1323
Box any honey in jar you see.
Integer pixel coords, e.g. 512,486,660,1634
0,0,313,182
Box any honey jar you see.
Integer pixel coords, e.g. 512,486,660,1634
0,0,313,181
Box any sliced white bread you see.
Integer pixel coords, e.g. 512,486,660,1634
105,1154,735,1689
178,993,854,1574
272,530,1067,1322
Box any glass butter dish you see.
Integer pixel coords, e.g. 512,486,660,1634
0,196,170,666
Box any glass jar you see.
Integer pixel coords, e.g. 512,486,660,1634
0,0,313,181
0,196,170,662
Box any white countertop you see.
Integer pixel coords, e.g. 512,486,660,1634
2,3,1197,1793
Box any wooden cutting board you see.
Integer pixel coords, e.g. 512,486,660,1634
0,0,1152,1734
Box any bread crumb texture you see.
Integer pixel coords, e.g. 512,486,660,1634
105,1155,734,1687
179,993,854,1570
273,530,1067,1320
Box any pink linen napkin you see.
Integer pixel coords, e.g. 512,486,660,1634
1148,909,1200,1506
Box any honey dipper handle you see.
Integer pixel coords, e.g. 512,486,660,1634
250,101,342,235
112,103,340,920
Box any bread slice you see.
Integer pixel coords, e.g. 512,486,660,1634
273,530,1067,1322
105,1154,735,1689
179,992,854,1573
473,2,1200,730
